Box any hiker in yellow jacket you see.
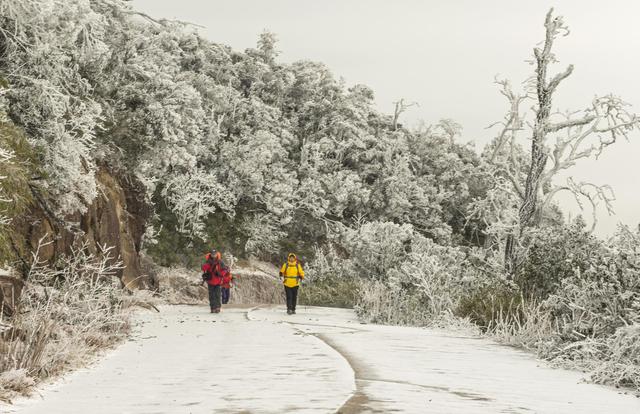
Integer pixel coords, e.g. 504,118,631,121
280,253,304,315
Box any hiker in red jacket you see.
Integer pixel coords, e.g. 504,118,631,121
201,250,227,313
221,270,234,305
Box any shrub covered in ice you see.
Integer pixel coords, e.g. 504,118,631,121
0,242,156,401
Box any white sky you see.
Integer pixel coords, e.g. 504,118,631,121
134,0,640,236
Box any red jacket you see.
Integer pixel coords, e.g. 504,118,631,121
202,260,230,286
222,271,234,288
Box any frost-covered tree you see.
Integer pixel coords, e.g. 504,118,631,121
487,9,639,275
0,0,486,261
160,170,234,239
0,0,108,214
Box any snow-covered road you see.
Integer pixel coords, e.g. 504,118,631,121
4,305,640,413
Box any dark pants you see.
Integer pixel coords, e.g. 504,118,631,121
208,284,221,310
221,287,230,304
285,286,299,311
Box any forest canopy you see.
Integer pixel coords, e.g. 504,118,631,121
0,0,494,264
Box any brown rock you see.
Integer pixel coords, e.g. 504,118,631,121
14,167,154,291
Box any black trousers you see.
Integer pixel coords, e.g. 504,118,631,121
285,286,299,311
208,284,221,309
221,287,230,304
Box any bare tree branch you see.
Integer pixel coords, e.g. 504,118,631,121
546,179,615,232
547,113,596,133
486,8,639,276
547,64,573,95
392,99,419,131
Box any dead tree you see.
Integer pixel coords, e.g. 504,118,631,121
392,99,419,131
488,9,639,276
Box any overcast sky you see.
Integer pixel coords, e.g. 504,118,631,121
134,0,640,236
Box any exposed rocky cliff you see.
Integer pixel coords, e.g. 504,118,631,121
11,168,154,290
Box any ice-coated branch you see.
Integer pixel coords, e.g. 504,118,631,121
542,96,639,186
547,64,573,95
93,0,205,28
0,146,15,225
488,78,527,164
545,179,615,232
547,112,596,133
392,98,419,131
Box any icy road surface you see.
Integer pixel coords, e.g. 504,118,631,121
4,305,639,413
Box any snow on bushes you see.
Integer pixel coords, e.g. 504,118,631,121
589,325,640,389
355,234,471,326
305,221,472,326
0,242,151,402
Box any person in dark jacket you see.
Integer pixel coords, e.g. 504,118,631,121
201,250,228,313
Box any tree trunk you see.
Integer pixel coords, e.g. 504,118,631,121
504,11,555,277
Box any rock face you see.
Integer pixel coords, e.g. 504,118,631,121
13,168,154,289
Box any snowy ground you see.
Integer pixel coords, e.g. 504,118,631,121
3,305,639,413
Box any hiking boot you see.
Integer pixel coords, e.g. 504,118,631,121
292,310,296,314
214,308,221,314
286,309,292,315
210,307,215,313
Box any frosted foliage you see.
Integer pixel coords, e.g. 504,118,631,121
0,241,135,401
382,155,417,217
304,245,347,281
45,136,98,215
0,146,13,225
341,221,414,279
221,130,297,219
161,171,235,239
114,71,207,173
106,28,216,164
0,0,108,215
389,237,467,316
0,0,487,249
242,213,287,256
0,368,35,395
467,176,520,245
296,177,330,219
321,170,369,218
378,152,452,242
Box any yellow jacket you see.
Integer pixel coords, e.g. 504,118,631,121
280,254,304,288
